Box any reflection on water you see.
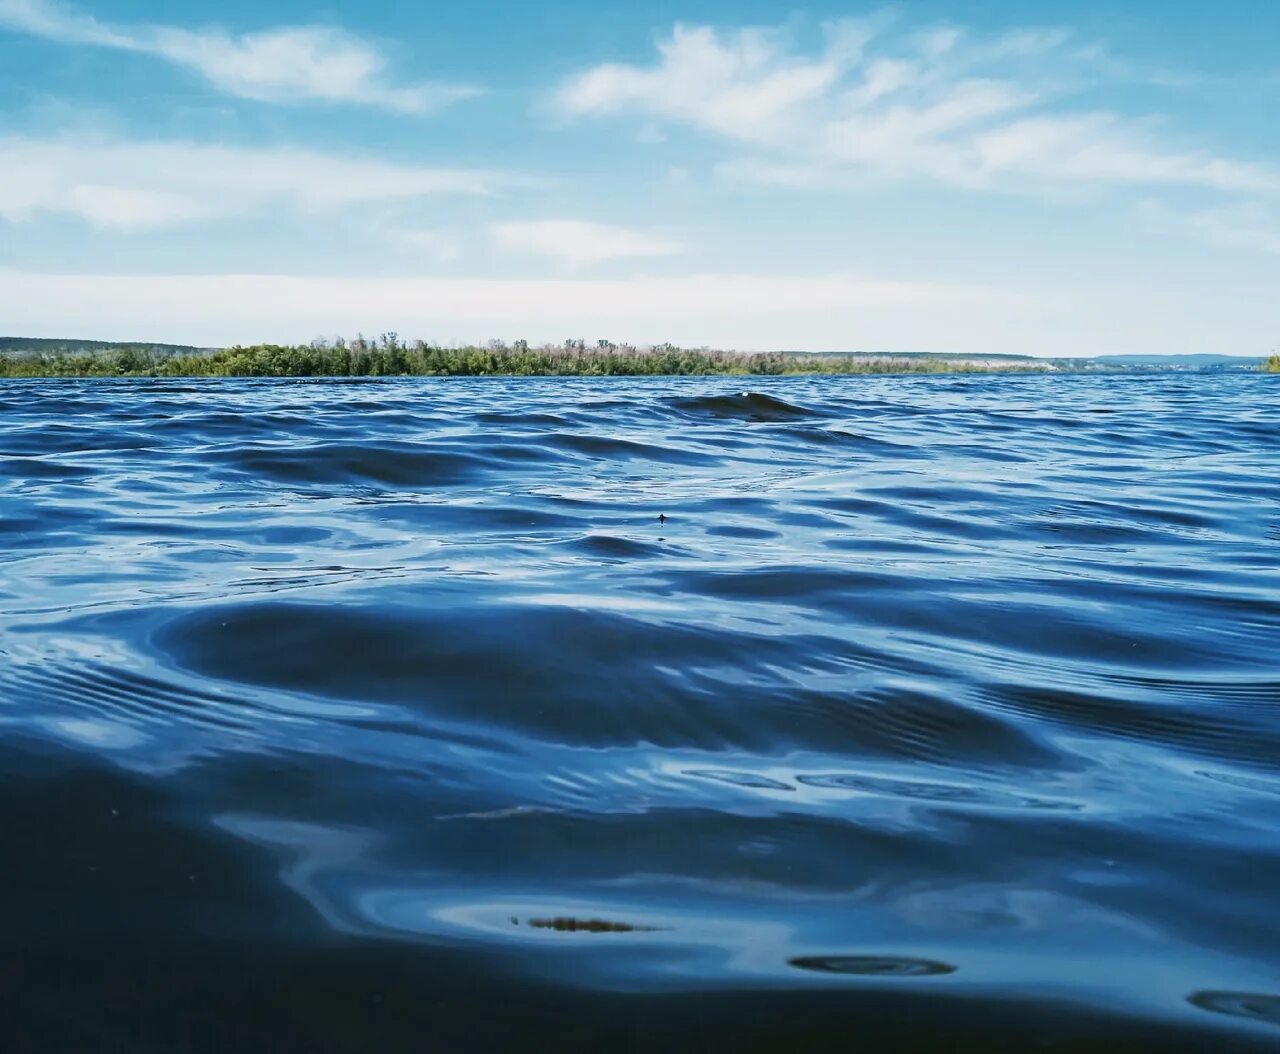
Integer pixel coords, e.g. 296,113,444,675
1,372,1278,1051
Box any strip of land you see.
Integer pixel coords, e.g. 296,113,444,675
0,337,1269,377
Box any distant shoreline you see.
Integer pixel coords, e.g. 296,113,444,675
0,339,1270,378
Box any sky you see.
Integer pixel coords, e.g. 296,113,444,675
0,0,1278,355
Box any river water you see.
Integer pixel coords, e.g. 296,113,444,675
1,372,1277,1052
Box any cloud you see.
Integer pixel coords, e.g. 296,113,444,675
557,22,872,145
382,227,464,263
0,270,1016,351
2,269,1270,357
556,20,1280,197
0,136,531,230
1138,199,1280,255
489,219,684,265
974,116,1278,193
0,0,474,112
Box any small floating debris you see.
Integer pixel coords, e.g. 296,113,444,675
524,917,663,934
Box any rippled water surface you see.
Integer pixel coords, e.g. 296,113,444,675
2,373,1278,1052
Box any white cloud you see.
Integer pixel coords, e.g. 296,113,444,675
0,270,1015,350
489,219,684,265
0,136,530,230
556,20,1280,197
558,22,871,145
975,116,1278,193
381,226,464,263
1138,199,1280,255
2,269,1272,357
0,0,474,112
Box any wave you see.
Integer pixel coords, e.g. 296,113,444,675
668,391,829,421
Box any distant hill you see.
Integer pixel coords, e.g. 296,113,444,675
0,336,210,356
796,351,1270,371
1084,354,1266,367
790,350,1041,362
804,351,1264,367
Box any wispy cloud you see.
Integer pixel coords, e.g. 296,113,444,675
0,270,1015,350
489,219,684,266
0,136,530,230
0,0,476,112
557,21,874,146
1138,199,1280,255
381,227,464,263
556,20,1280,197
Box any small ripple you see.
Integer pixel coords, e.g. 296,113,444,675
1194,769,1280,797
979,682,1280,769
0,658,257,737
1188,990,1280,1027
566,534,665,559
794,771,1078,811
212,441,501,488
789,955,956,976
545,432,718,465
683,769,796,792
154,600,963,753
0,458,97,480
781,685,1062,768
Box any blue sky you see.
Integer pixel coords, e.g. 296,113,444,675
1,0,1278,354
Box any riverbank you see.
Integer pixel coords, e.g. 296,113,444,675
0,342,1047,378
3,340,1270,379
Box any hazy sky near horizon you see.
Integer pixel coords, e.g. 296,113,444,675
1,0,1278,355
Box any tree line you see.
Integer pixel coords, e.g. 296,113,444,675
0,336,1038,378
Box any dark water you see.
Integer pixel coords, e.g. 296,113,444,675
1,373,1278,1053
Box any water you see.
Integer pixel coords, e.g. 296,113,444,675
1,372,1277,1052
